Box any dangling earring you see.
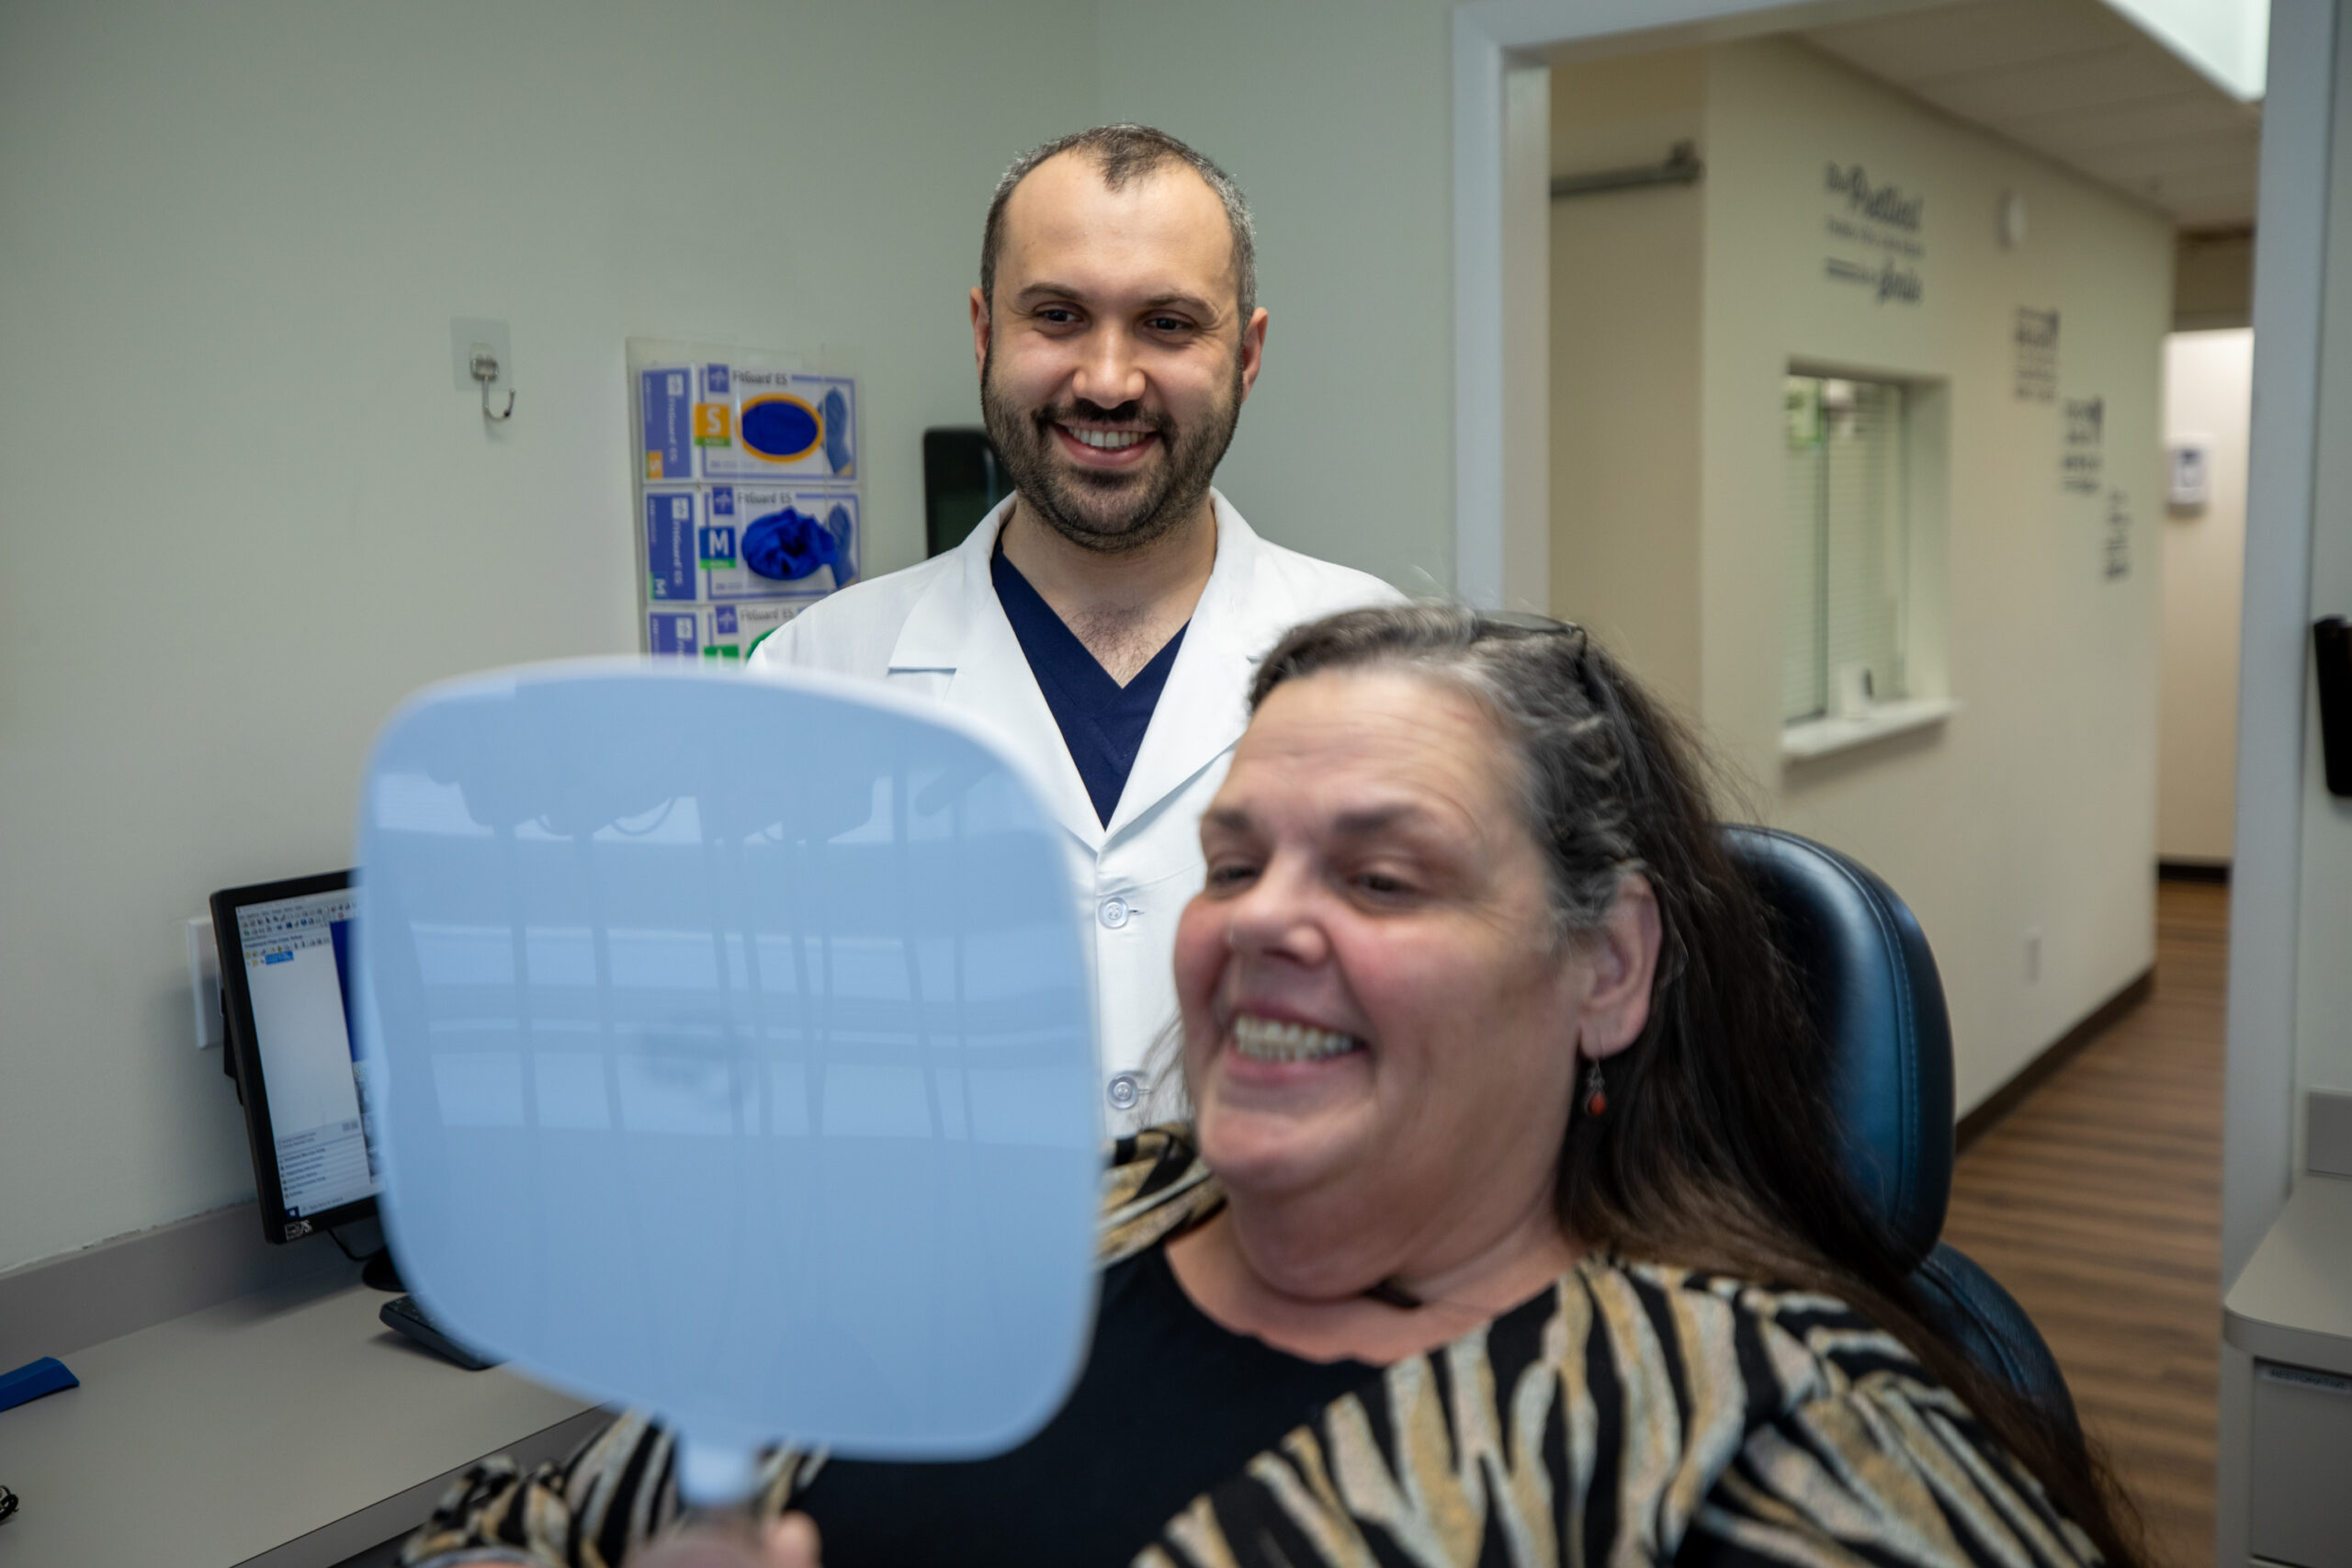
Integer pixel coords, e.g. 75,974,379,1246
1582,1060,1608,1119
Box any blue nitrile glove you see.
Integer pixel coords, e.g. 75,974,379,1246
822,389,852,474
823,504,854,583
742,507,840,581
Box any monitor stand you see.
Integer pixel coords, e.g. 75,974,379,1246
361,1249,406,1293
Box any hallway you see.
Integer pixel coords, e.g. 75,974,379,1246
1943,879,2228,1567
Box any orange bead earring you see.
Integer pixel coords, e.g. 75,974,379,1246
1583,1060,1608,1119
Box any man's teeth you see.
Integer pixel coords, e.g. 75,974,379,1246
1069,427,1149,450
1231,1016,1360,1064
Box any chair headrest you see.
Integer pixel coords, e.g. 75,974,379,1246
1723,827,1954,1267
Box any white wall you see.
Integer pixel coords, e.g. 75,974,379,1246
1713,40,2168,1113
1548,51,1707,713
1091,0,1459,594
2159,329,2251,864
0,0,2176,1269
0,0,1476,1277
1550,38,2171,1113
0,0,1104,1275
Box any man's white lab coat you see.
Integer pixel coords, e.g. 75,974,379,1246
746,491,1402,1124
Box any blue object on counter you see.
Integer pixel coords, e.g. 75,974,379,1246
0,1357,78,1414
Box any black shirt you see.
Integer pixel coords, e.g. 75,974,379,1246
795,1244,1380,1566
990,546,1187,827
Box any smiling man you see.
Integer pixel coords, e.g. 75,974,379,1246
748,125,1399,1126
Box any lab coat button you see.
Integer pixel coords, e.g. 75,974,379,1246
1099,897,1130,929
1106,1072,1142,1111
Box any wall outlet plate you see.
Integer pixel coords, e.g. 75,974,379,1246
2168,436,2212,509
450,317,513,392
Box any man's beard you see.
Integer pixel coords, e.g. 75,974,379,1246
979,346,1244,556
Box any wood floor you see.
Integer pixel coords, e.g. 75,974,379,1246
1943,879,2227,1568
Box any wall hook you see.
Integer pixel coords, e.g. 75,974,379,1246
469,345,515,422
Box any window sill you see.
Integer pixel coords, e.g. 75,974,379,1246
1781,697,1960,762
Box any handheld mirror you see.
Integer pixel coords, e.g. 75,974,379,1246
356,663,1102,1503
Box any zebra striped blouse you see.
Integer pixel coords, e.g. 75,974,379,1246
404,1128,2103,1568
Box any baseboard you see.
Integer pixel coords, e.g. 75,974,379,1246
1955,967,2156,1154
2157,859,2231,884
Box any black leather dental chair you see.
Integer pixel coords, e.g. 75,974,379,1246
1726,826,2078,1429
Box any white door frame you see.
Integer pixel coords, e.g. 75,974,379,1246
1448,0,1953,610
2224,0,2334,1283
2216,5,2337,1565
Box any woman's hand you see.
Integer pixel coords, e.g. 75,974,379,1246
623,1514,820,1568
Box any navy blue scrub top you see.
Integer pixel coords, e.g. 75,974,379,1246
991,545,1188,827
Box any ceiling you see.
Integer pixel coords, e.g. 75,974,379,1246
1803,0,2260,231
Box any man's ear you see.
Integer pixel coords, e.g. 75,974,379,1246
970,287,991,381
1578,874,1661,1060
1237,307,1268,403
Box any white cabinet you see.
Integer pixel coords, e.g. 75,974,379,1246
2250,1362,2352,1568
2226,1174,2352,1568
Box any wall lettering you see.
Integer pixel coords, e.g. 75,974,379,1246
2063,396,2104,495
1822,162,1925,305
1825,164,1925,230
2015,308,2059,401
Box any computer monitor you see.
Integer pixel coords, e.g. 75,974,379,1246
211,871,379,1245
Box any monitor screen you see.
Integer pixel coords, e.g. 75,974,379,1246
212,872,378,1241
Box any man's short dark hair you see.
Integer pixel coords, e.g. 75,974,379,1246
978,124,1257,323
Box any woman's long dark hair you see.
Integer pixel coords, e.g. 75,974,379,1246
1250,604,2146,1568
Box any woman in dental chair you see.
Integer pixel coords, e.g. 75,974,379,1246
415,605,2143,1568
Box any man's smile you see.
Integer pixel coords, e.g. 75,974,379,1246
1052,421,1161,468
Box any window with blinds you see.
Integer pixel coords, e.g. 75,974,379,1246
1782,374,1909,724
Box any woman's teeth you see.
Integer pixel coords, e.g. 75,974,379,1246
1069,427,1148,450
1231,1016,1360,1064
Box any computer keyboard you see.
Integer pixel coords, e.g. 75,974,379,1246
380,1294,501,1371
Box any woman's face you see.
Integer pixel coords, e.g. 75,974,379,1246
1176,668,1638,1277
